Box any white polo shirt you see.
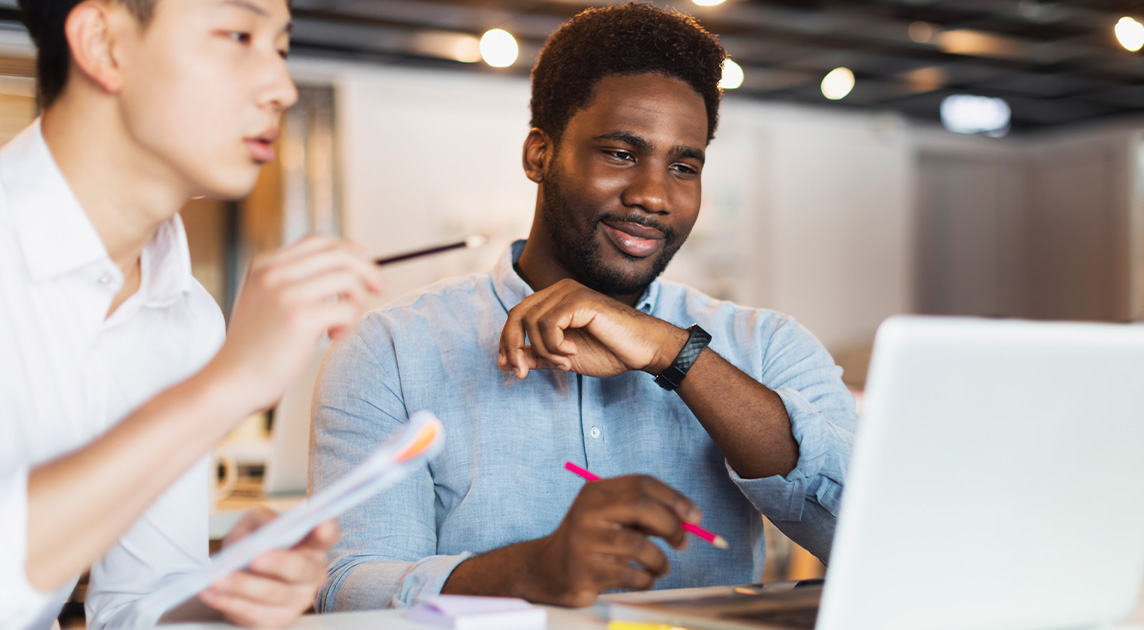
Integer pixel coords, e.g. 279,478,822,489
0,120,225,629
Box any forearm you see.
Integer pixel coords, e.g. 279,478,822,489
647,334,798,479
441,538,545,600
25,361,246,591
682,351,798,478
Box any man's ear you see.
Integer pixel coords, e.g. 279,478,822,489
64,0,128,95
522,128,552,184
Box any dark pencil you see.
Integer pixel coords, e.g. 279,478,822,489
374,235,488,266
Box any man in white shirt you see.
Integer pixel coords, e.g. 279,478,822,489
0,0,385,627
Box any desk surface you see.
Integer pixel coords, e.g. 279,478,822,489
164,606,606,629
158,584,1144,630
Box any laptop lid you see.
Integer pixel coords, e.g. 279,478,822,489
818,316,1144,630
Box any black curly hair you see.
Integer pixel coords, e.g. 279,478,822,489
530,2,727,145
18,0,157,109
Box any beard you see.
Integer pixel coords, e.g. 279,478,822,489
540,165,683,296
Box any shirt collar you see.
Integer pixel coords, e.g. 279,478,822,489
491,239,660,314
4,119,193,303
140,215,194,307
4,119,107,282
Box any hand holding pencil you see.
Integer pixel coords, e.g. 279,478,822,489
440,461,723,607
564,462,728,549
531,468,710,606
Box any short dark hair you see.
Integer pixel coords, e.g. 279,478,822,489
18,0,156,109
529,2,727,145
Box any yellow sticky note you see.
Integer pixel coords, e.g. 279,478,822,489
607,621,690,630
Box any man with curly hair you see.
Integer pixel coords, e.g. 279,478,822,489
312,2,857,609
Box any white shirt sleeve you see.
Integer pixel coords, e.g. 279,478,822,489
83,459,211,630
0,465,70,630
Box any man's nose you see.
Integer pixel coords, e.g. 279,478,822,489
260,58,299,112
620,165,669,214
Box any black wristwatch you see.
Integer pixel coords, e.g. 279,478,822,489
654,324,712,391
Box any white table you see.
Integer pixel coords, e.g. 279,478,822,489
157,583,1144,630
162,605,606,629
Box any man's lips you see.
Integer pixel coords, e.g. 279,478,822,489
245,138,275,164
600,219,665,258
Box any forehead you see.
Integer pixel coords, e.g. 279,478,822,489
152,0,291,26
563,73,708,148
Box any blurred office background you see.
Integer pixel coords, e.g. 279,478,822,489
2,0,1142,619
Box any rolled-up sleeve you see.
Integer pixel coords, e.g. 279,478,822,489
726,315,858,564
311,323,468,611
0,465,69,630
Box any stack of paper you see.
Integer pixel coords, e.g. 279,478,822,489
125,411,445,627
408,595,547,630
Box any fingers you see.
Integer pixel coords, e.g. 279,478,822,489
593,529,670,577
586,475,700,548
202,521,337,628
545,474,704,602
593,554,659,591
261,243,384,296
296,519,340,551
223,507,278,547
199,580,307,628
628,475,703,526
247,240,384,300
511,347,565,373
500,287,581,376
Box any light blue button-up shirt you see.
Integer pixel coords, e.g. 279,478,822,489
311,241,858,612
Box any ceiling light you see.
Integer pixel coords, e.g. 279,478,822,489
411,31,482,63
821,67,855,100
1116,17,1144,52
480,29,518,68
908,21,933,43
692,0,726,5
940,94,1011,136
720,59,744,89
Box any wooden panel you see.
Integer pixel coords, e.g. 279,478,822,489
915,152,1025,317
1023,146,1122,320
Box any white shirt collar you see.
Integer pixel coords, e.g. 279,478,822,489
2,118,193,304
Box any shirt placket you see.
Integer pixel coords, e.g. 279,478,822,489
578,374,611,475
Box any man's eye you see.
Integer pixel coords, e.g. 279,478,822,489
606,150,634,162
673,163,699,175
229,32,252,44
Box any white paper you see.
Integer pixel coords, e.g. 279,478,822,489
126,410,444,627
408,595,547,630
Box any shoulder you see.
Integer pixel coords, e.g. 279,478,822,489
175,279,227,368
653,280,826,358
361,270,498,334
653,280,792,334
187,280,226,336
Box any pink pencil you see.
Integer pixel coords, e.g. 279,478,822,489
563,461,729,549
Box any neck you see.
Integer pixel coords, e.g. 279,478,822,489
517,204,646,308
40,91,190,278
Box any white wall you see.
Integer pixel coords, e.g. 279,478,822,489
913,122,1143,323
289,58,920,382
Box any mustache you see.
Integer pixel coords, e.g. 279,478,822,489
596,212,675,240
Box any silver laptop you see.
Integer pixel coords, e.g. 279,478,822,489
604,316,1144,630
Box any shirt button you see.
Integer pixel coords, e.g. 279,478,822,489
98,274,111,285
589,427,601,439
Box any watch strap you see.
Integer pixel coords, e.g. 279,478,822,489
654,324,712,391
